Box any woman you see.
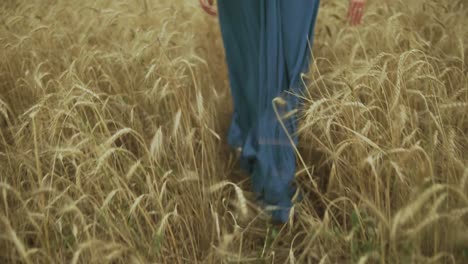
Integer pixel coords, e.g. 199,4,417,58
200,0,366,222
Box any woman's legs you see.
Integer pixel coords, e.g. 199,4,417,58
217,0,259,152
253,0,320,222
218,0,320,222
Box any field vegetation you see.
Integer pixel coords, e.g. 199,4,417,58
0,0,467,263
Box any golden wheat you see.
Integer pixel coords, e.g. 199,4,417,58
0,0,467,263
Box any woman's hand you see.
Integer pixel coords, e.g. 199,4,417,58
347,0,366,26
199,0,217,16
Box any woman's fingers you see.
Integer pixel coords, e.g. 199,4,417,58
199,0,217,16
348,0,365,26
353,4,359,25
351,2,358,25
347,1,356,22
200,0,217,16
355,2,364,25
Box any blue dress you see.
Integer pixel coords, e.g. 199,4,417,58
217,0,320,222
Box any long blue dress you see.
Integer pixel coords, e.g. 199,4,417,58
217,0,320,222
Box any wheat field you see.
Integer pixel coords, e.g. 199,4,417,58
0,0,467,263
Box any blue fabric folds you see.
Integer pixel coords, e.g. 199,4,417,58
217,0,320,222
